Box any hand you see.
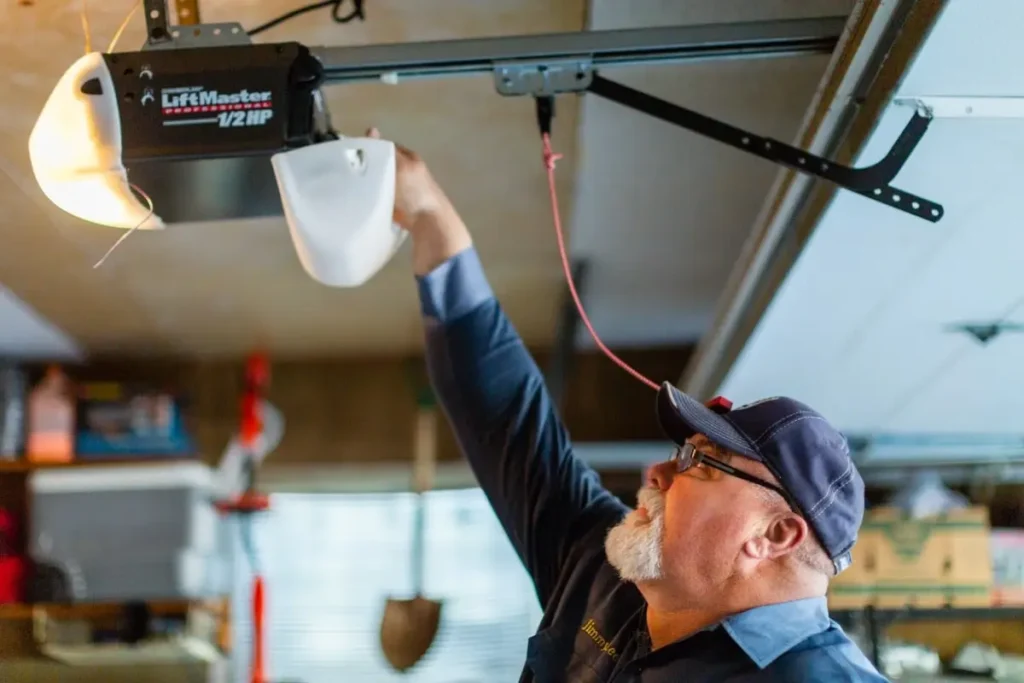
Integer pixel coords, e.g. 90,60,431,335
366,127,448,230
366,128,473,275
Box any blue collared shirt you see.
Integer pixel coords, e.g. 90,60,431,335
418,246,888,682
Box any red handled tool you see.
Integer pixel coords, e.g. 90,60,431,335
215,351,272,683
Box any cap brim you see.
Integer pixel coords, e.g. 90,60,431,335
656,382,760,460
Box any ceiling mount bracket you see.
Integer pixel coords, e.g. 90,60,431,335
493,58,594,97
141,0,249,51
142,22,252,51
585,74,944,223
944,320,1024,345
896,95,1024,120
143,0,173,46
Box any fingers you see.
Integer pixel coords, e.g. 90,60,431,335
365,126,419,163
396,143,417,161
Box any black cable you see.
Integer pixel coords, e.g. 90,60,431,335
247,0,365,37
535,95,555,137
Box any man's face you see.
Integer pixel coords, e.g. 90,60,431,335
604,435,780,607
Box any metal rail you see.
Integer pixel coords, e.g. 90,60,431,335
311,18,848,84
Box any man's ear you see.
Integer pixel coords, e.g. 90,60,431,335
745,513,809,560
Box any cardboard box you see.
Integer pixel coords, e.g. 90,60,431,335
990,528,1024,606
829,506,993,609
75,382,194,457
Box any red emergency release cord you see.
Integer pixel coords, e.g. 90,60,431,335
540,119,660,392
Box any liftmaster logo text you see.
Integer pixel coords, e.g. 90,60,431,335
160,87,273,128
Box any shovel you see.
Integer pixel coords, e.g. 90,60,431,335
380,405,443,672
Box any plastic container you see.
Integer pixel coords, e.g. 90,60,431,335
30,461,229,602
0,364,27,459
26,366,75,463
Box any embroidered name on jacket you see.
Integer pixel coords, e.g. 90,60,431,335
581,619,619,660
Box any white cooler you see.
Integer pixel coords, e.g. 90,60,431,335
30,461,231,602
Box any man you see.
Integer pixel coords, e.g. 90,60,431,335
375,128,887,681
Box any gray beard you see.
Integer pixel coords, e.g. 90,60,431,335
604,489,665,582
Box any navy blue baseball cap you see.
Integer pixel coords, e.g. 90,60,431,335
655,382,864,575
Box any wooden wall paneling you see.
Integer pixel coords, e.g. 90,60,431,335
66,346,693,466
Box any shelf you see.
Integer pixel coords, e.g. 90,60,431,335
0,457,199,473
41,637,225,666
0,598,227,621
833,606,1024,624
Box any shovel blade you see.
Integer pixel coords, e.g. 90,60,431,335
379,596,443,672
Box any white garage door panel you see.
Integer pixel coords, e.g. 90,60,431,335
821,118,1024,421
820,322,971,431
719,106,1024,435
711,0,1024,448
717,108,957,408
899,0,1024,97
883,324,1024,435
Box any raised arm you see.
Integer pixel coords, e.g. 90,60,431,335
379,129,628,603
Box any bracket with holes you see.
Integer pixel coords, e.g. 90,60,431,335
581,74,943,223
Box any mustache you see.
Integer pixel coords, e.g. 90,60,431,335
636,487,665,518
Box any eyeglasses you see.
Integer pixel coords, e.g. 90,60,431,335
670,442,800,512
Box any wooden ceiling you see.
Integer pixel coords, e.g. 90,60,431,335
0,0,586,358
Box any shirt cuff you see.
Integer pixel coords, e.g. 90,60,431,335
416,246,495,323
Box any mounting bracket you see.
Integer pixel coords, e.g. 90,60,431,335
142,22,251,50
141,0,249,50
143,0,173,46
582,75,943,222
896,95,1024,120
944,321,1024,345
494,58,594,97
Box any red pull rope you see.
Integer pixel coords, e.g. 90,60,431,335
541,133,660,392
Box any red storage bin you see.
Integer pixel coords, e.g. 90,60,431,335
0,556,25,603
